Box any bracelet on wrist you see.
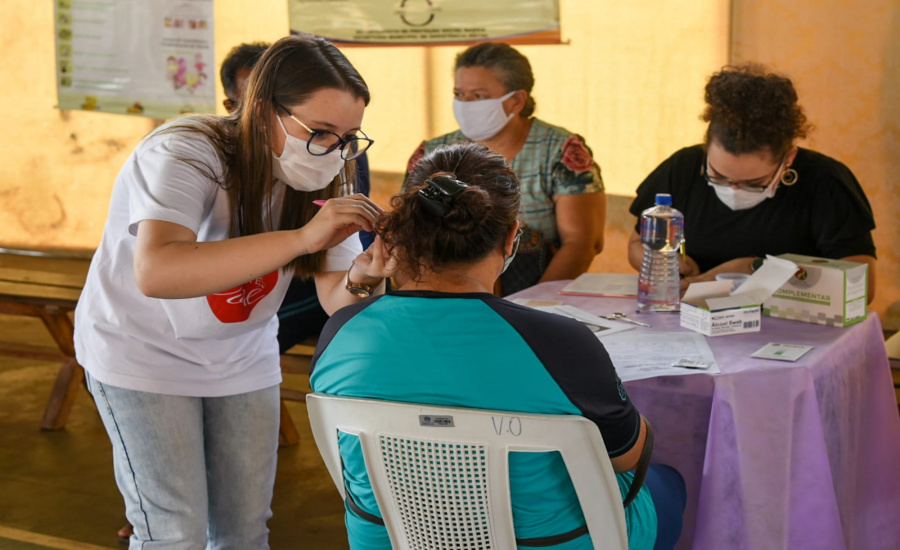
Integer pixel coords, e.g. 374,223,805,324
750,257,765,273
345,260,380,298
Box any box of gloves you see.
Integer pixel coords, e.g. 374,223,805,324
680,256,798,336
762,254,868,327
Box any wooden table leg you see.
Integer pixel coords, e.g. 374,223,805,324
279,399,301,447
40,357,85,431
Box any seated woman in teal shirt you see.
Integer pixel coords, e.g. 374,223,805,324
310,142,685,549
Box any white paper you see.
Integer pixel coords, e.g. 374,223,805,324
510,298,564,307
750,343,814,362
733,255,798,304
54,0,216,118
560,273,638,297
530,304,635,338
599,332,720,382
682,280,733,303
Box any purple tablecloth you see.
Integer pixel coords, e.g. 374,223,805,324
511,281,900,550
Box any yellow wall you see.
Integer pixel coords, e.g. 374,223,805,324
7,2,893,317
0,0,727,249
343,1,731,196
731,0,900,320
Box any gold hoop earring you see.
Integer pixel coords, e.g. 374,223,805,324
781,168,798,186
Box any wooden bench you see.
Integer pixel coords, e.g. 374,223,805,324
0,247,314,444
0,248,92,430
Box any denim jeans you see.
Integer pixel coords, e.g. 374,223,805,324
86,373,281,550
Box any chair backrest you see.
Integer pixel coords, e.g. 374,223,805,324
306,393,628,550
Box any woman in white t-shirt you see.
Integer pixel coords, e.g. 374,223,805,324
74,34,393,549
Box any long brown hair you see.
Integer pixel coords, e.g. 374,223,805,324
162,34,370,278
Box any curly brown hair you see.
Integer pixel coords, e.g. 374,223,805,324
376,143,520,281
703,63,812,158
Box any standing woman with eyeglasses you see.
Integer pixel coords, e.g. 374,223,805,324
74,34,392,549
627,63,877,300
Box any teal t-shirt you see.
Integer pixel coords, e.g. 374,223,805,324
310,291,657,549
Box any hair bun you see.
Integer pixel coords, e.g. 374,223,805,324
442,186,491,234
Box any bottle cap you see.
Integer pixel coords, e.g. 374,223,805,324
655,193,672,206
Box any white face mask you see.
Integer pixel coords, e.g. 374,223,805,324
709,180,779,211
453,90,517,141
272,116,344,192
500,228,522,274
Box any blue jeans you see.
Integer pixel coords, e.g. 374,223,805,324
86,374,280,549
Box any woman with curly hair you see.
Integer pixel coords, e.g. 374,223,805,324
405,42,606,296
312,142,686,550
627,64,877,299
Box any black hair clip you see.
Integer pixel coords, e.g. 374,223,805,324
418,175,468,217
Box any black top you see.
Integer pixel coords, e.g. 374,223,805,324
629,145,876,273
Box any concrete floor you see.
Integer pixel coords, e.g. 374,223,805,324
0,315,349,550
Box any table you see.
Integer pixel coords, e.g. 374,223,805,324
0,249,92,430
512,281,900,550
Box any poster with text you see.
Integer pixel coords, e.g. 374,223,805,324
289,0,561,46
54,0,215,119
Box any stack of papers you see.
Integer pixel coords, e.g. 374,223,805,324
529,304,635,338
560,273,638,297
601,332,721,382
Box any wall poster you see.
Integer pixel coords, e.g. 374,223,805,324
289,0,561,46
54,0,215,119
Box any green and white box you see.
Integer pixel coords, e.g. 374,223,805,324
763,254,868,327
681,256,798,337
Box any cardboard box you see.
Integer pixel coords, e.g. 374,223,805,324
680,256,798,337
762,254,868,327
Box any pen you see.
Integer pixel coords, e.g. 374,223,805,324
312,200,327,207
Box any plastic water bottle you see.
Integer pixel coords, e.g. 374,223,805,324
637,193,684,312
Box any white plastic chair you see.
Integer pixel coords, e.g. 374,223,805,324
306,393,629,550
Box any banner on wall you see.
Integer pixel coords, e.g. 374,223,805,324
288,0,561,46
54,0,215,119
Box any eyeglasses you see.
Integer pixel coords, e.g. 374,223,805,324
273,100,373,160
702,156,785,193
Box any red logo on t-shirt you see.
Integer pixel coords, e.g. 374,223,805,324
206,270,279,323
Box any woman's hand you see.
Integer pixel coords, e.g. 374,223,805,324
297,194,383,255
680,257,756,293
314,235,396,315
679,254,701,277
349,235,398,285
